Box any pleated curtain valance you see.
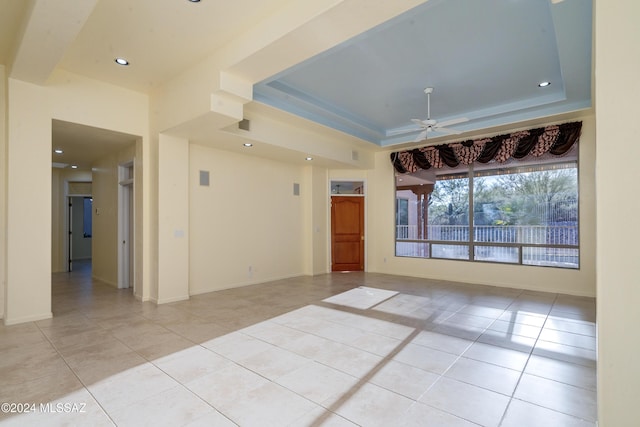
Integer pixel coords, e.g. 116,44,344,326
390,121,582,174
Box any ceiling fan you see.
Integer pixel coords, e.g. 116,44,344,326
411,87,469,142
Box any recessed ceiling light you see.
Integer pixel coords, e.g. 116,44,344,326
243,143,253,147
538,81,551,87
54,149,63,154
71,165,78,169
115,57,129,66
305,157,313,161
187,0,200,2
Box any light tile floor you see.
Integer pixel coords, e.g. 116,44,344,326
0,263,597,426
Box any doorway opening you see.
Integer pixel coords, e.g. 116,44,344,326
64,180,93,273
67,195,93,272
330,180,365,272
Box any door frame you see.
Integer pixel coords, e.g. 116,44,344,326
67,196,73,272
118,161,134,291
328,179,367,272
64,184,92,273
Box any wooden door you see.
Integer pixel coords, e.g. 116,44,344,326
331,196,364,271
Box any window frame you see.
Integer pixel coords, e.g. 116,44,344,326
395,159,580,269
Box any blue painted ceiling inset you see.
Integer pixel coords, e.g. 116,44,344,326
254,0,592,146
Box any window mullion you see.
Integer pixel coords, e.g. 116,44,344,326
468,164,474,261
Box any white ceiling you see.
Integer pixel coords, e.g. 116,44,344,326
51,120,138,170
0,1,28,65
0,0,592,167
56,0,291,92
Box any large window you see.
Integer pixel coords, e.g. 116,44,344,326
395,160,579,268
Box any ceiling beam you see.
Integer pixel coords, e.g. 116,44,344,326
10,0,98,84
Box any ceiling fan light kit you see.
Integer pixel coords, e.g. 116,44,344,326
411,87,469,142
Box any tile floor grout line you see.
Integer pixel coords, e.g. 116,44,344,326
147,356,242,426
412,301,518,417
33,320,119,427
496,292,558,426
42,304,223,426
166,330,335,425
305,327,425,426
102,317,263,426
230,300,484,425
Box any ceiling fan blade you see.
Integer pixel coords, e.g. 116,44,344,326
409,88,467,140
436,117,469,128
435,126,463,135
413,130,427,142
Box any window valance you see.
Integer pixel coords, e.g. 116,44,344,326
390,121,582,174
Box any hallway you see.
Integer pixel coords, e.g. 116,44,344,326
1,270,596,426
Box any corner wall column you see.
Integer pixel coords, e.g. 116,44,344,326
156,134,190,304
5,79,52,324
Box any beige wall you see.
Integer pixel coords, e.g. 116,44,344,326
367,114,597,297
5,78,52,324
188,143,308,294
307,165,330,275
157,134,190,303
595,0,640,425
3,70,148,324
0,65,6,319
90,154,116,285
91,145,135,287
145,132,158,303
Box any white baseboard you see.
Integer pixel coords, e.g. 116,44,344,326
189,272,305,296
91,274,117,288
151,295,190,304
4,311,53,326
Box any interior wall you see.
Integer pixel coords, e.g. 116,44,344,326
0,65,6,319
367,113,597,297
91,153,118,286
5,78,52,324
91,145,135,287
595,0,640,424
142,133,157,303
309,165,330,275
188,144,307,294
157,134,189,303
